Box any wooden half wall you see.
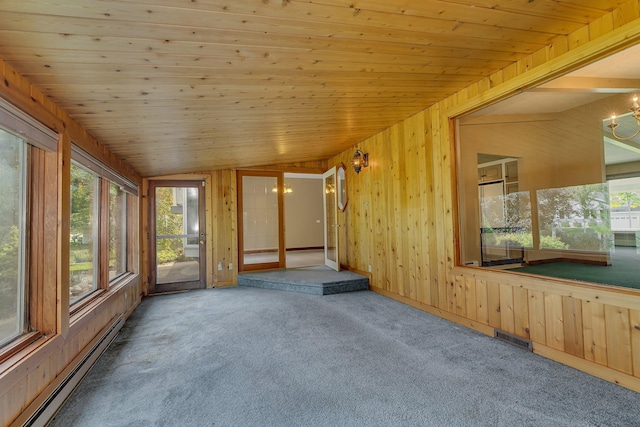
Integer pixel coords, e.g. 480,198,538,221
330,5,640,392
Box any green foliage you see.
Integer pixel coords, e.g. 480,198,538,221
0,225,19,321
611,191,640,210
556,228,612,252
494,232,568,250
539,235,569,250
70,164,96,236
154,188,187,264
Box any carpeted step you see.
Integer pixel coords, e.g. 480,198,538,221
237,267,369,295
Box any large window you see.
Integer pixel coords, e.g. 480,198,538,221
456,43,640,290
0,129,26,347
69,146,137,306
70,163,99,304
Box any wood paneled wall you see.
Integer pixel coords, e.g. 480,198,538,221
330,5,640,392
0,58,142,426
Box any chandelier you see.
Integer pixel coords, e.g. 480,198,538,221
607,95,640,140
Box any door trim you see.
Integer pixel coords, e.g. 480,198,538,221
237,170,286,272
148,180,206,294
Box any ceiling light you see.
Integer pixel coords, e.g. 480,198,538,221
607,95,640,140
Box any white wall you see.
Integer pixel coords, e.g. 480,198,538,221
284,177,324,249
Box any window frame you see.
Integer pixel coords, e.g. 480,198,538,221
69,145,138,313
0,99,58,357
106,181,128,284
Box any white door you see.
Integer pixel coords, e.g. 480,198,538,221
323,167,339,271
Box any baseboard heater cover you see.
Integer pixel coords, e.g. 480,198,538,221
494,329,533,352
20,315,124,427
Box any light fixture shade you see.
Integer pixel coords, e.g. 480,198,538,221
351,149,369,174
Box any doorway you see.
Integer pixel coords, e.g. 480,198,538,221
284,173,325,268
148,180,206,293
237,171,286,272
237,170,327,272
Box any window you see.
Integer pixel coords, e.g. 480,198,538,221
70,162,99,304
456,43,640,290
69,145,138,306
0,128,26,347
108,183,127,281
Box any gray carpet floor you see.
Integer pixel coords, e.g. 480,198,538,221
50,287,640,427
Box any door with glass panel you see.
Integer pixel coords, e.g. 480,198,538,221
238,171,285,272
323,167,339,271
149,181,206,293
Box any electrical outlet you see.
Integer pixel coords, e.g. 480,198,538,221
228,263,233,270
217,262,223,271
368,264,372,272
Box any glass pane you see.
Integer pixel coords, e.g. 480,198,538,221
0,129,26,347
537,183,613,252
325,174,337,263
155,187,200,284
108,183,127,281
70,163,99,304
242,176,279,265
456,44,640,289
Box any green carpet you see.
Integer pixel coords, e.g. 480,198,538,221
513,246,640,290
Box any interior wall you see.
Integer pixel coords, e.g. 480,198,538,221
285,177,324,249
330,8,640,393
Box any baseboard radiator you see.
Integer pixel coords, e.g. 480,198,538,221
16,315,125,427
494,328,533,352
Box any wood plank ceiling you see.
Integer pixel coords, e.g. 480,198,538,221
0,0,628,176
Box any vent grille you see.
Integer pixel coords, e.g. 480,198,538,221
494,329,533,352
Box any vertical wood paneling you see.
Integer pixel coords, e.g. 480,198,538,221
454,275,466,317
562,296,584,358
528,290,546,344
512,286,530,339
583,300,608,365
465,277,477,322
487,281,502,329
605,305,633,375
475,279,489,325
499,284,515,334
630,310,640,378
544,293,565,351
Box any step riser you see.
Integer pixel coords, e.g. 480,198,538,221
238,277,369,295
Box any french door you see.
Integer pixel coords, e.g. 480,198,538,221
323,167,340,271
148,180,206,293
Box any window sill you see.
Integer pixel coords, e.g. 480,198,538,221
0,331,46,366
70,272,139,326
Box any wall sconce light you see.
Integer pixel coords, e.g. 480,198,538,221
607,95,640,140
351,149,369,174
